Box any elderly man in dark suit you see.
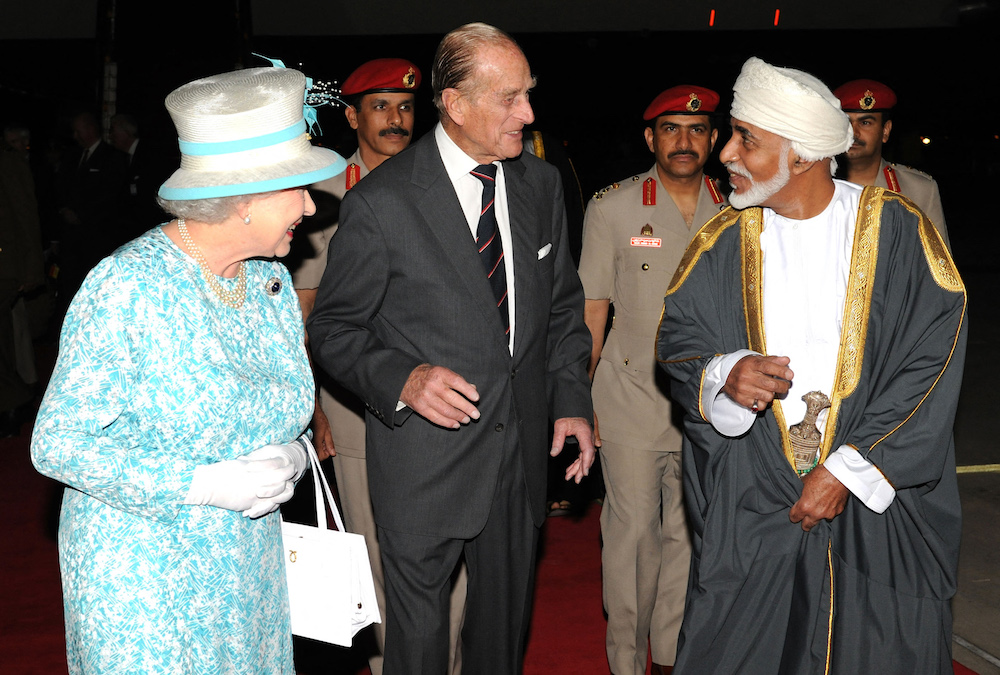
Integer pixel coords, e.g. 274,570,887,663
308,22,595,675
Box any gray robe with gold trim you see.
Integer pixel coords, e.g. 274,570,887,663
656,187,966,674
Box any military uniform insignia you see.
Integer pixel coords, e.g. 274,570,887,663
403,67,417,89
686,92,702,113
346,163,361,191
631,229,662,248
594,180,626,201
643,177,656,206
704,176,724,205
859,89,877,110
883,165,901,192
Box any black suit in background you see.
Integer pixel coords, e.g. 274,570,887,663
307,131,593,674
55,141,130,303
124,139,176,234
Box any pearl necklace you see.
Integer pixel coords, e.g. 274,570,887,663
177,219,247,309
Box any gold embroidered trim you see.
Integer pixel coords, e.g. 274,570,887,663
665,206,741,296
530,130,546,162
884,192,962,292
741,208,795,470
824,543,834,675
740,207,766,356
739,209,798,467
698,367,708,422
818,187,883,465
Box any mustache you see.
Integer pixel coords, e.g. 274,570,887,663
379,126,410,137
725,162,752,179
668,150,700,159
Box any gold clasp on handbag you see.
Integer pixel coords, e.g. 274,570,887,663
289,550,297,563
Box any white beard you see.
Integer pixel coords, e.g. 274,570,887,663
727,155,791,210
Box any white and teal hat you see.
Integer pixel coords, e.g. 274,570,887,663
158,67,346,200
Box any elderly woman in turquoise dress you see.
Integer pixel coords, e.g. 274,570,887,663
31,67,346,674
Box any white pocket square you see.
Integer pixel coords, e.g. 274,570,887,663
537,243,552,260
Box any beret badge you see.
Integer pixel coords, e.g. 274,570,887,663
859,89,876,110
686,93,702,113
403,68,417,89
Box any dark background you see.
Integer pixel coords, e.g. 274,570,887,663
2,0,997,268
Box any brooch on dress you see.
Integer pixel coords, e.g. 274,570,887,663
265,277,282,296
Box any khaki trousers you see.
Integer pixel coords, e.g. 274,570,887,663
599,441,691,674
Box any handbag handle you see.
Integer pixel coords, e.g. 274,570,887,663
299,437,347,533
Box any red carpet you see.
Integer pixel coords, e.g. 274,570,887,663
524,507,609,674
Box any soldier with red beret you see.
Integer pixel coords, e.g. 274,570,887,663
289,57,466,675
835,79,950,246
577,85,727,675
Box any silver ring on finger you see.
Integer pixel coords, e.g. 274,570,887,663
751,399,760,414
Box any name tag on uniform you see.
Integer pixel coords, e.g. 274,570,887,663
630,236,662,248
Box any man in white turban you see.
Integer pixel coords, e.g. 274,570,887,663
656,57,966,674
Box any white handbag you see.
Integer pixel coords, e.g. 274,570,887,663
281,438,380,646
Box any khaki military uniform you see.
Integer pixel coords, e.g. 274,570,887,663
874,157,950,247
578,165,726,674
293,150,466,675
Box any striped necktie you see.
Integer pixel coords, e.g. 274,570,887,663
470,164,509,334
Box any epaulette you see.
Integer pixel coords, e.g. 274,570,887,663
891,162,935,181
592,175,638,201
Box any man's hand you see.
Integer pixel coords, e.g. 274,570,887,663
550,417,596,484
400,364,480,429
789,464,849,532
723,355,794,411
311,399,336,460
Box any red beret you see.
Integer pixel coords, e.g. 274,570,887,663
341,58,421,97
643,85,720,121
834,79,897,112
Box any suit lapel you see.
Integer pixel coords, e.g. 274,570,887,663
504,158,540,362
411,136,510,347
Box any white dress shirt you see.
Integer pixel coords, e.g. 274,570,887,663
435,123,516,355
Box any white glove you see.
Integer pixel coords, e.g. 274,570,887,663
184,453,298,517
245,440,309,481
238,440,311,518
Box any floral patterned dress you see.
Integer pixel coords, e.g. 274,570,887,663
31,227,313,674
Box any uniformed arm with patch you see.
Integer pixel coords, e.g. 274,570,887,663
577,192,617,301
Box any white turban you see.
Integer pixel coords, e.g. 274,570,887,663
730,57,853,162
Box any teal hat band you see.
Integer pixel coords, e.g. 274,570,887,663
178,120,307,157
157,153,346,201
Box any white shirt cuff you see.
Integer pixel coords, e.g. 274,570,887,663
823,445,896,514
704,350,760,437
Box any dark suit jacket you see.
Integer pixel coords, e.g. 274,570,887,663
125,139,176,234
307,132,592,539
56,141,130,291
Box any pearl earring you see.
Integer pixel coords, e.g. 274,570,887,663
243,214,252,224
